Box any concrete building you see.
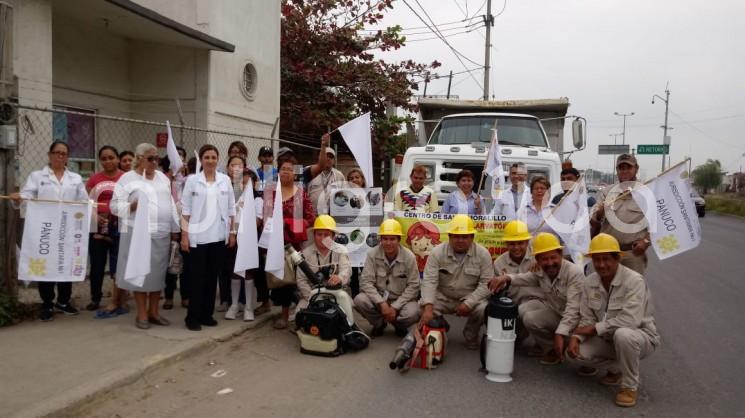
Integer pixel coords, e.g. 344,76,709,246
6,0,280,178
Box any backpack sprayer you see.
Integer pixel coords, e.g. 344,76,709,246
389,316,450,372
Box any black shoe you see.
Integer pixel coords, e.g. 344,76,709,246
39,308,54,322
371,323,386,338
201,318,218,327
85,302,100,311
55,303,80,316
186,322,202,331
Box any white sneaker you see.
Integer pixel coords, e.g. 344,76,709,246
225,304,239,320
243,307,255,322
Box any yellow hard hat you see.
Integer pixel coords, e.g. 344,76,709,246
313,215,337,232
447,214,476,235
532,232,563,255
378,219,403,236
503,220,532,242
586,233,621,255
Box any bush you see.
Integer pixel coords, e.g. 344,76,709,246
0,290,34,327
708,197,745,218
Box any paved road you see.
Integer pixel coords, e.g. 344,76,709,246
80,214,745,417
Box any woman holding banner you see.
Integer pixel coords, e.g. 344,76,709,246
441,169,483,215
111,143,180,330
181,144,236,331
11,141,88,322
521,176,557,235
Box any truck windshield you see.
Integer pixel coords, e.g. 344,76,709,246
429,116,547,147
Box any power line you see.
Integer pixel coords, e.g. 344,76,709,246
670,110,740,149
402,0,484,91
413,0,483,66
405,26,483,42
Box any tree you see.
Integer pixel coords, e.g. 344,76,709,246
692,159,723,194
280,0,439,158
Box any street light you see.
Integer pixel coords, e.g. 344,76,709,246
614,112,635,145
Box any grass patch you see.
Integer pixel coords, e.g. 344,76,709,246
707,196,745,218
0,290,35,327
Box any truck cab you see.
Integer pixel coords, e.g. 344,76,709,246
396,112,574,209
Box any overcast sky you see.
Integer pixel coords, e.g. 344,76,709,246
367,0,745,179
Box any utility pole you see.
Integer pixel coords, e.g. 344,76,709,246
446,70,453,99
614,111,635,145
652,86,670,171
423,79,429,97
482,0,493,101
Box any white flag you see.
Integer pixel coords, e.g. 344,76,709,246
546,178,591,263
234,182,260,276
337,112,373,186
124,193,151,287
264,186,285,279
631,163,702,260
484,126,506,199
165,121,183,174
19,201,91,282
194,150,201,173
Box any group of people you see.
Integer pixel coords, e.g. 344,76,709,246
12,131,657,407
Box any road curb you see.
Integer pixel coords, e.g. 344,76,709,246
13,311,278,418
708,210,745,220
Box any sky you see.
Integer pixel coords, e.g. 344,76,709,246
365,0,745,180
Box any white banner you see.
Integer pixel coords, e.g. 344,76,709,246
545,178,591,264
485,124,506,199
631,163,702,260
19,201,91,282
234,183,260,275
166,121,183,174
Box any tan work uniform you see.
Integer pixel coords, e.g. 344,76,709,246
493,252,543,305
592,183,649,274
421,242,494,343
571,265,660,390
507,259,584,349
354,245,421,331
296,243,352,310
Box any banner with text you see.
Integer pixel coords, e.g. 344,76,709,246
19,201,91,282
331,186,384,267
393,211,508,273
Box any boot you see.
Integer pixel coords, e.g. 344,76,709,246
243,280,255,321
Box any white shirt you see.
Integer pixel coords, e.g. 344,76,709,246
181,171,236,247
20,166,88,202
110,170,180,238
520,199,556,236
491,186,528,220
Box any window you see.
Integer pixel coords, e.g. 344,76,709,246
240,62,257,100
429,116,548,147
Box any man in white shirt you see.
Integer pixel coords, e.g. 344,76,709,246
492,162,528,220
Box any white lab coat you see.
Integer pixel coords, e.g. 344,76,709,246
20,166,88,203
491,185,529,221
181,171,236,247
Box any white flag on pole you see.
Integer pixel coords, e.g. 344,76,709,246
124,193,151,287
546,178,591,263
19,201,91,282
484,125,506,198
234,182,260,276
631,162,701,260
194,150,201,173
165,121,183,175
337,112,373,186
264,186,285,279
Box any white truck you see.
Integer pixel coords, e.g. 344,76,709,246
396,99,585,210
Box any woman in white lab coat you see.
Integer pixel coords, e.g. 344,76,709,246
110,143,180,329
11,141,88,322
180,144,236,331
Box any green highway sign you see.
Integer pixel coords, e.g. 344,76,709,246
637,144,669,154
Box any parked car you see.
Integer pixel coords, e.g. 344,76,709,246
691,191,705,217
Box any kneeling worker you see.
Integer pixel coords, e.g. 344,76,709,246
567,233,660,408
354,219,421,337
296,215,352,310
493,220,543,305
489,232,584,365
420,214,494,349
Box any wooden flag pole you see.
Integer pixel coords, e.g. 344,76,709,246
534,175,583,233
0,195,96,206
476,118,500,195
602,158,690,207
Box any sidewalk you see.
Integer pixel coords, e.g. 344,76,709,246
0,302,277,418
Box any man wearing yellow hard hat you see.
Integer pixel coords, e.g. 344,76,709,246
567,233,660,408
493,220,543,305
489,232,585,365
419,214,494,349
354,219,421,337
295,215,352,310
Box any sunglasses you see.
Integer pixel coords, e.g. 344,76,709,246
145,156,160,163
